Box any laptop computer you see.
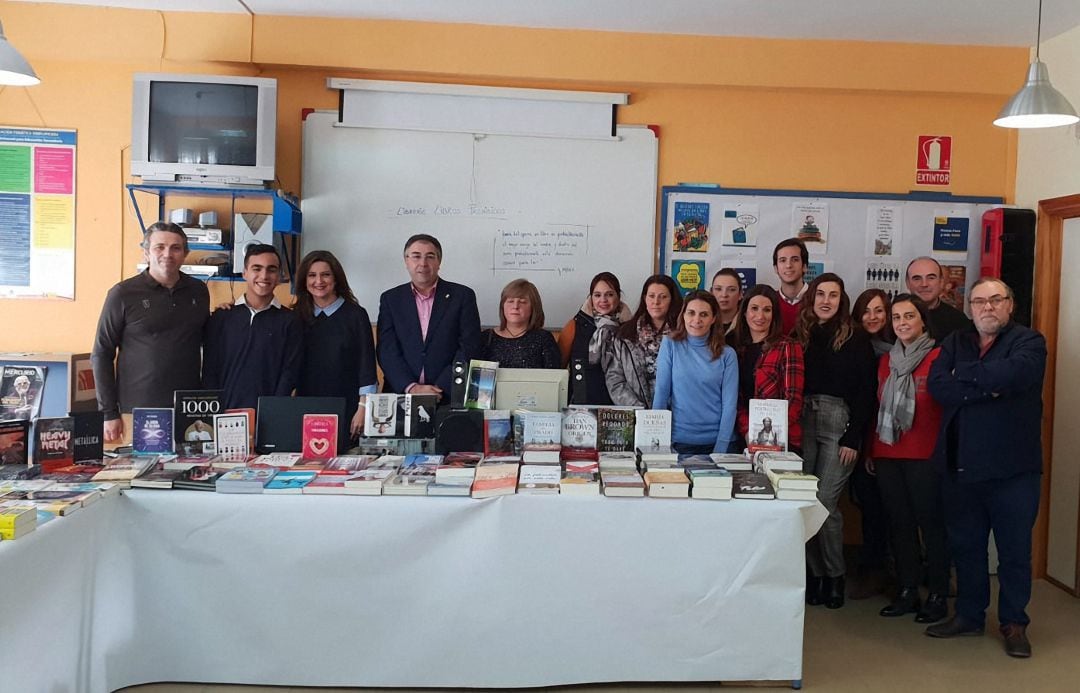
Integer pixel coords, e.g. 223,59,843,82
256,396,348,454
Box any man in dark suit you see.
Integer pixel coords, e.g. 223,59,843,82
377,234,482,403
906,256,972,343
925,277,1046,659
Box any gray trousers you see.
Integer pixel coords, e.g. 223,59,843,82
802,394,856,578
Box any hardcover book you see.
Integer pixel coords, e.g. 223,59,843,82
301,413,338,460
132,408,174,454
747,399,788,454
597,407,636,452
0,419,31,466
404,393,438,438
464,359,499,410
173,390,224,456
0,365,46,422
71,410,104,463
732,472,776,500
560,407,598,461
482,409,514,456
364,394,399,437
33,417,75,472
213,412,250,458
521,411,562,463
633,409,672,450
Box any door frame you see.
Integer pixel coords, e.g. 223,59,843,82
1033,193,1080,595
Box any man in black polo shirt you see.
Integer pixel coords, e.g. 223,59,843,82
906,256,972,343
91,222,210,443
202,243,303,410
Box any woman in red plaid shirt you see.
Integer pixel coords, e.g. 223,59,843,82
729,284,805,454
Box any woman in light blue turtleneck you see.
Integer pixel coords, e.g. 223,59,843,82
651,290,738,454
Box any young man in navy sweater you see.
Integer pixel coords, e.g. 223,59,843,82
203,243,303,410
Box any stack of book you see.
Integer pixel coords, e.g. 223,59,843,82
600,469,645,497
643,468,690,498
764,469,820,501
688,467,733,500
752,450,804,474
431,452,482,495
517,462,561,494
0,503,37,539
383,455,439,495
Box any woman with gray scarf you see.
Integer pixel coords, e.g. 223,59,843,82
870,294,948,624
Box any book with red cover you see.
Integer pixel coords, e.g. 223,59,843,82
301,414,338,460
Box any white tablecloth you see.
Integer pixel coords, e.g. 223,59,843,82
1,491,826,691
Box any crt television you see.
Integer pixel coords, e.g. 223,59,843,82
494,368,569,413
131,73,277,186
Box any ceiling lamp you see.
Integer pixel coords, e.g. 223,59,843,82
0,19,39,86
994,0,1078,128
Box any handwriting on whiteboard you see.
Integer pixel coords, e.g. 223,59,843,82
394,203,508,217
494,226,589,275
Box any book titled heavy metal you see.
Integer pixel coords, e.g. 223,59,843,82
561,407,598,461
597,407,636,452
132,408,174,455
404,393,438,438
633,409,672,450
173,390,224,456
70,410,104,463
33,417,75,473
0,419,31,466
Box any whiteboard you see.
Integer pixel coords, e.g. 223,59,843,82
660,187,1003,309
301,111,659,327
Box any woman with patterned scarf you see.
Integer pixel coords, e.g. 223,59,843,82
596,275,683,407
557,272,632,405
871,293,947,625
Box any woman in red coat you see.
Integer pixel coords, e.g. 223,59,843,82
871,293,947,624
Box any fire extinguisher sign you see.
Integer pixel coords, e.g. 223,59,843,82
916,135,952,186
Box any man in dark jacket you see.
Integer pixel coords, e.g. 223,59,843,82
924,277,1046,659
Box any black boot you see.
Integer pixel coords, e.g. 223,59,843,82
825,575,845,609
879,587,921,617
915,593,948,624
806,573,825,606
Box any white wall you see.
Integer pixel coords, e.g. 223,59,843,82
1014,23,1080,209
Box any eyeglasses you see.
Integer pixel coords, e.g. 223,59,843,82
969,295,1009,309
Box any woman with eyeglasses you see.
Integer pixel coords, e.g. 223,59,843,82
796,273,878,609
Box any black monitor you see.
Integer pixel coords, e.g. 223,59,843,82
255,396,347,454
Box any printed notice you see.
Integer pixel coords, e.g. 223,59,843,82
866,205,902,256
672,201,710,252
720,203,759,248
932,214,969,257
864,261,903,300
670,260,704,296
793,202,829,251
0,127,77,299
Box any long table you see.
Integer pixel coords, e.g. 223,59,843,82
0,490,826,691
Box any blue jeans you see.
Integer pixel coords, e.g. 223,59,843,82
942,471,1040,627
802,394,855,578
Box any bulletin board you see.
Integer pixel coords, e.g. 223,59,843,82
660,186,1004,308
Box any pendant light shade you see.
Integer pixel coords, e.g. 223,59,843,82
994,0,1078,129
0,20,40,86
995,60,1079,128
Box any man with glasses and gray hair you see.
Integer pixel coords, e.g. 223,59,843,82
924,277,1046,659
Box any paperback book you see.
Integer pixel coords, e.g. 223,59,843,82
215,467,277,493
263,470,318,493
364,394,399,437
173,389,223,455
561,407,599,461
643,469,691,498
521,411,562,463
483,409,514,456
71,410,104,463
559,470,601,495
597,407,636,452
213,411,250,458
172,465,225,491
33,416,75,472
747,399,788,454
0,419,31,466
633,409,672,450
404,393,438,438
301,413,338,460
600,470,646,498
517,463,562,494
130,467,183,489
732,472,776,500
0,365,46,422
132,408,174,454
464,359,499,410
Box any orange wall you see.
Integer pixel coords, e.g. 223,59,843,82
0,1,1025,353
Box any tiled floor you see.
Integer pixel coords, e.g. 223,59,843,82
123,579,1080,693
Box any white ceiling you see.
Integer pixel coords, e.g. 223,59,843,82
14,0,1080,47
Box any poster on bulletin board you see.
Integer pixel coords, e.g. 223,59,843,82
0,126,77,300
